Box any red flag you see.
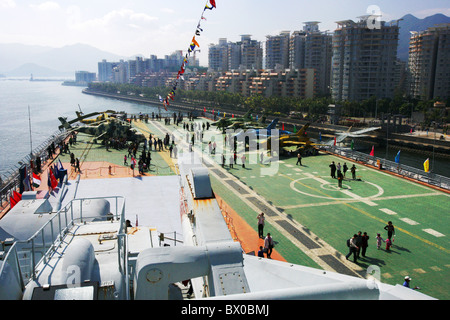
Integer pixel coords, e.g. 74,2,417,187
49,169,58,189
10,195,18,209
369,145,375,157
210,0,216,8
10,190,22,209
334,136,336,146
13,190,22,201
282,123,285,130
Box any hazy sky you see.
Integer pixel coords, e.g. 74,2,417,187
1,0,449,66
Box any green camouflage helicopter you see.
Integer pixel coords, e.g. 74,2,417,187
58,115,145,145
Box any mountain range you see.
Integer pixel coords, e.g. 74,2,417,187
0,13,449,77
395,13,450,61
0,43,132,77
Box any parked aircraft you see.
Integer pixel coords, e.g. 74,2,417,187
58,115,145,144
233,118,289,141
266,123,323,155
326,126,381,145
211,108,254,131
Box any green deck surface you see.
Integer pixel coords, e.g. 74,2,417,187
58,128,176,176
61,118,450,300
218,144,450,300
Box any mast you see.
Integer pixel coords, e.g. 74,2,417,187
28,105,33,159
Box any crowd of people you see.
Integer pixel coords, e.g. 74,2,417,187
344,221,417,289
329,161,357,188
346,221,396,264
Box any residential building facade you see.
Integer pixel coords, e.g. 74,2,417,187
289,22,332,95
208,36,263,72
408,24,450,100
331,17,400,102
265,31,291,70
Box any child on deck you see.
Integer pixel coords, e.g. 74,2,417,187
376,233,384,250
385,238,392,251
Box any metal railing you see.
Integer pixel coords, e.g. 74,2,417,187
0,129,70,212
325,146,450,190
158,231,183,247
0,196,126,295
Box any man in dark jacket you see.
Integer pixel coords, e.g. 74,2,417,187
355,231,363,258
346,234,359,263
329,161,336,179
361,232,369,257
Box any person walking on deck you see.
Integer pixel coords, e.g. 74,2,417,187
258,246,265,258
75,158,81,173
337,170,343,188
345,234,359,263
361,232,369,257
385,238,392,251
257,212,265,239
329,161,336,179
264,233,274,259
376,233,384,250
296,153,302,166
355,231,362,258
351,164,356,180
384,221,395,241
343,163,348,178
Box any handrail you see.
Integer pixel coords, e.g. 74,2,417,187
0,129,71,213
325,146,450,190
0,196,126,292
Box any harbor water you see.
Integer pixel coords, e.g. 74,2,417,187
0,78,449,178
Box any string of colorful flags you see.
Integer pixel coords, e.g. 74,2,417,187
159,0,217,111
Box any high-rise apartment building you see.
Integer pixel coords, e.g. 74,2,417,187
289,22,332,95
208,38,230,71
98,59,114,82
208,36,263,72
408,24,450,100
228,42,242,70
289,31,306,70
240,35,263,70
331,17,400,102
112,62,128,84
75,71,96,83
128,57,145,80
265,31,291,70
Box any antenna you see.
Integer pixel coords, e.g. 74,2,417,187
28,105,33,159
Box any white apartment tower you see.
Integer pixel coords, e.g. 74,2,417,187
240,35,263,70
208,36,263,72
265,31,291,70
331,17,400,102
408,24,450,100
208,38,229,71
290,22,332,95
